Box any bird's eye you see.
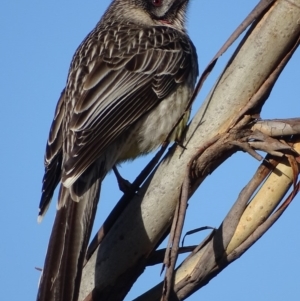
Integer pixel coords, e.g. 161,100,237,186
152,0,163,7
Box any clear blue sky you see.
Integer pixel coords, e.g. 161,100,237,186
1,1,299,300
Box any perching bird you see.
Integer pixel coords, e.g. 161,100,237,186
37,1,198,301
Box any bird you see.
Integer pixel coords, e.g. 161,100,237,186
37,1,198,301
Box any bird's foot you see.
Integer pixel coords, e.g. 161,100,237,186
113,166,133,194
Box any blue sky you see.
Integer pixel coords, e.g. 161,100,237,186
1,1,299,300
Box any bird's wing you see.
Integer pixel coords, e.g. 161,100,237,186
62,23,197,187
38,89,65,219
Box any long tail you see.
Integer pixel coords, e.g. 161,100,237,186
37,175,101,301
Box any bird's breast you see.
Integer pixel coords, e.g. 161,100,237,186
116,81,192,162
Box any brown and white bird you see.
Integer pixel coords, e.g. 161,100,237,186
37,1,198,300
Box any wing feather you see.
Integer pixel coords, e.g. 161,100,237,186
38,90,65,219
60,24,197,187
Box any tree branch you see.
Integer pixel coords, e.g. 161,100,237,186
79,1,300,300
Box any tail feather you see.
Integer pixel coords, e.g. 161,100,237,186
37,175,101,301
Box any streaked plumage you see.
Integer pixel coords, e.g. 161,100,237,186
37,1,198,301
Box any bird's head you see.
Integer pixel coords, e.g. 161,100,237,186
103,0,190,31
